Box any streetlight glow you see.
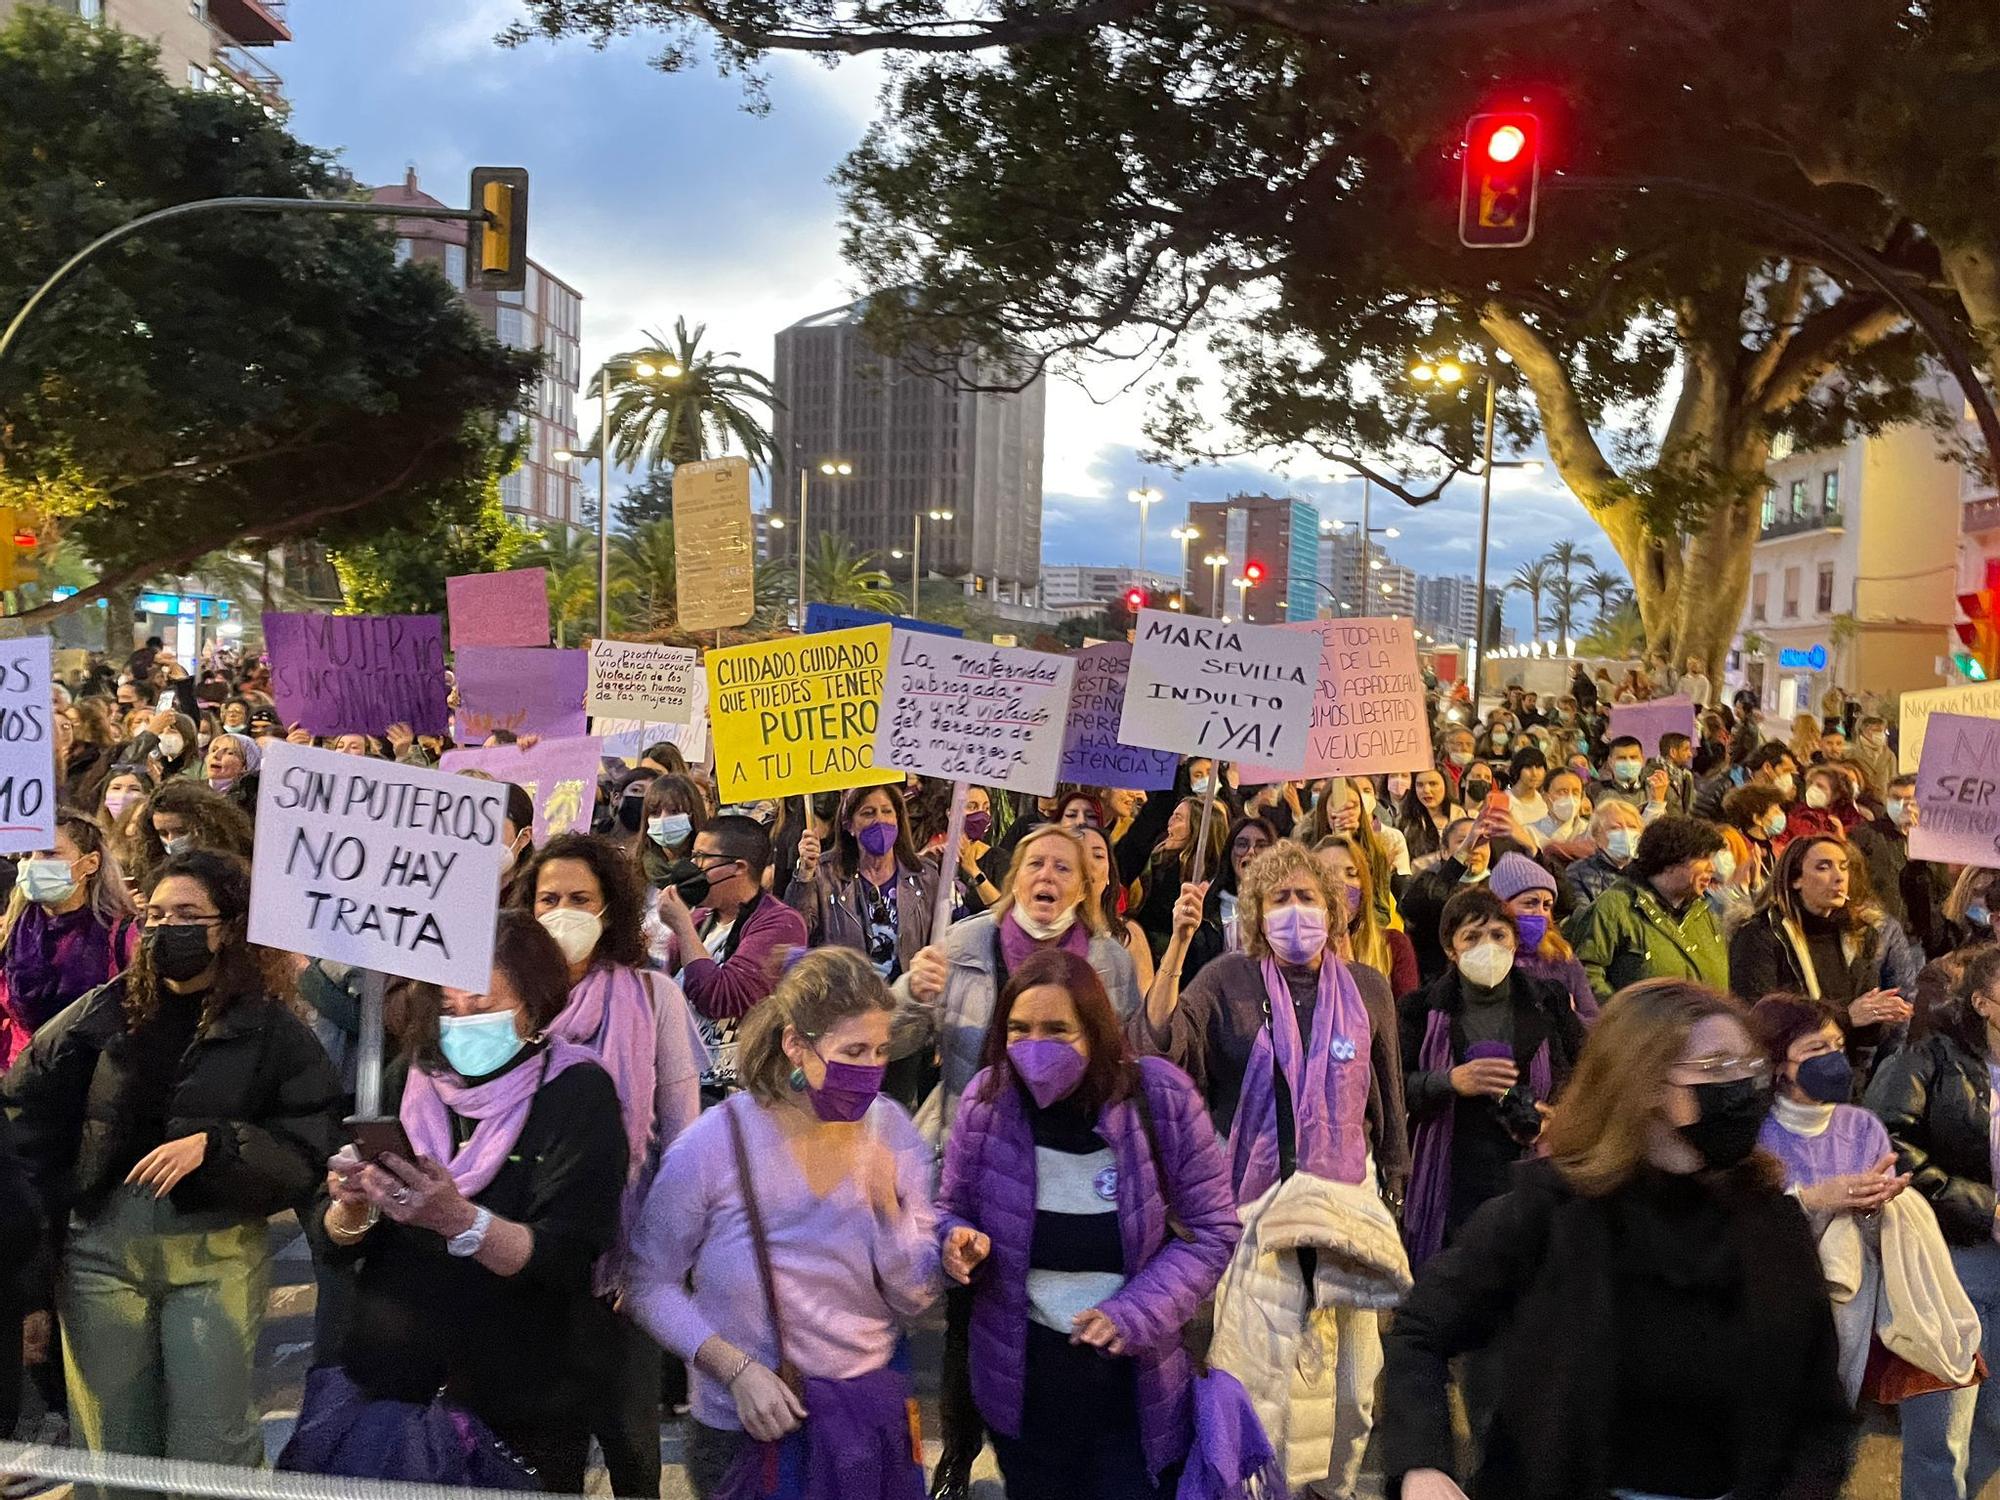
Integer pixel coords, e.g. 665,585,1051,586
820,460,853,476
1410,362,1436,382
1437,360,1465,384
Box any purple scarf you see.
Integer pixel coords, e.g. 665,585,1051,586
1177,1368,1286,1500
996,909,1092,976
1226,954,1372,1206
1,905,131,1065
400,1039,596,1196
550,963,658,1187
1402,995,1553,1268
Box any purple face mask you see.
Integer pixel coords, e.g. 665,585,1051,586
856,821,898,858
1343,885,1363,917
1009,1038,1087,1109
804,1053,885,1122
1262,903,1328,965
1513,912,1548,951
963,809,993,842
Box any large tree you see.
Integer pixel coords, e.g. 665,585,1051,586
512,0,1994,679
0,8,536,640
603,318,779,472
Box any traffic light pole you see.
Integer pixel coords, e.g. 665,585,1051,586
0,196,495,377
1549,174,2000,492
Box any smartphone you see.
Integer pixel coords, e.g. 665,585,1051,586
345,1115,414,1165
155,692,176,713
1482,790,1511,819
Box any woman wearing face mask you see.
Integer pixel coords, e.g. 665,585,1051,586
1728,836,1909,1091
1400,888,1583,1276
1722,783,1788,888
1749,995,1905,1216
3,852,340,1486
123,707,198,784
1131,796,1229,960
1397,769,1466,874
1316,832,1420,998
95,763,154,881
1384,980,1851,1500
0,812,139,1068
217,696,253,735
917,782,1002,920
788,784,938,984
515,832,705,1500
1142,840,1410,1495
133,780,254,886
899,825,1141,1499
200,729,261,814
1075,823,1155,992
1703,821,1759,928
633,772,708,889
1303,778,1406,923
629,949,941,1500
1213,814,1277,951
937,950,1238,1500
1487,853,1597,1025
283,910,629,1491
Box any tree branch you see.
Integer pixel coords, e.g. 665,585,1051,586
1751,292,1905,415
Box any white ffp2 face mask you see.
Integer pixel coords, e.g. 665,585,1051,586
1456,940,1515,989
538,907,603,966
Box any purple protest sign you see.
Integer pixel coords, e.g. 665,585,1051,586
440,735,604,841
447,568,550,648
1607,696,1697,757
1907,713,2000,870
1058,643,1179,790
454,647,588,741
264,612,449,737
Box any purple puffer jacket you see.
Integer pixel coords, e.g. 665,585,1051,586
937,1054,1239,1482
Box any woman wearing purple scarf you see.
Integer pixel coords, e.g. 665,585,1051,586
0,811,138,1068
515,832,704,1500
284,910,627,1492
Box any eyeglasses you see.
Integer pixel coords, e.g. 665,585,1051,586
1669,1053,1771,1086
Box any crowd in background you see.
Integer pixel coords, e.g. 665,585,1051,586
3,633,1999,1500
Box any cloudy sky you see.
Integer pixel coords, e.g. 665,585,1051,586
283,0,1608,633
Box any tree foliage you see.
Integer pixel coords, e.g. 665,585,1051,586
603,318,778,473
331,467,534,617
0,8,536,623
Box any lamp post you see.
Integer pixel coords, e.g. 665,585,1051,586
912,507,952,617
554,353,680,639
1203,552,1228,617
1410,357,1496,706
1230,574,1251,620
1169,524,1200,609
794,457,853,629
1129,486,1162,586
1321,492,1401,617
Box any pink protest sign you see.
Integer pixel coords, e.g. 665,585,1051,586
447,568,550,648
454,647,588,741
440,735,604,841
1237,617,1432,785
1607,697,1696,757
1907,713,2000,870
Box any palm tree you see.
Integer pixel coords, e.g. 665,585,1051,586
609,519,679,636
1508,558,1553,639
1582,568,1627,624
804,535,903,613
602,319,778,474
1577,595,1645,658
1542,576,1589,646
1543,539,1595,595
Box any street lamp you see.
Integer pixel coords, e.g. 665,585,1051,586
1129,486,1162,585
909,507,953,618
793,457,853,629
1321,477,1406,617
1231,574,1251,616
1169,524,1200,609
1203,552,1229,618
555,353,684,638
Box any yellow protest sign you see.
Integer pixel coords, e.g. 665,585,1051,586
706,625,898,802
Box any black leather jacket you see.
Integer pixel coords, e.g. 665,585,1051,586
1865,1030,1996,1244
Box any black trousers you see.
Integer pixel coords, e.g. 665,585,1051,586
935,1282,986,1478
586,1298,663,1498
988,1324,1175,1500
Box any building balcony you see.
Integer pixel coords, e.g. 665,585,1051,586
210,0,291,46
213,43,286,113
1759,508,1845,541
1966,493,2000,535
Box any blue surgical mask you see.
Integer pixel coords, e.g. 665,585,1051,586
1610,759,1642,785
437,1009,526,1078
1605,828,1639,861
1970,901,1993,929
648,812,693,848
1191,775,1212,796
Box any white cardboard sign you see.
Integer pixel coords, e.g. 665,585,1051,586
0,636,54,855
874,630,1076,795
585,638,698,724
249,741,506,989
1117,609,1319,764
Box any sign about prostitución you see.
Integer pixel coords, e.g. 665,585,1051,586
1057,642,1178,790
0,635,55,855
875,631,1075,795
706,625,897,803
1908,713,2000,869
1118,609,1319,762
1239,617,1432,785
264,613,449,738
249,741,505,989
585,639,699,724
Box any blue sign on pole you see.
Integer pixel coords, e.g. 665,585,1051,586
802,603,963,639
1778,643,1829,671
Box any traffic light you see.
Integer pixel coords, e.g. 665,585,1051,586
1954,575,2000,681
1244,561,1265,585
1459,111,1541,249
0,508,37,591
468,167,529,292
1124,587,1147,613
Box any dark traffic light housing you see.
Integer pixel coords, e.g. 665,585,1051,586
468,167,529,292
1460,112,1541,249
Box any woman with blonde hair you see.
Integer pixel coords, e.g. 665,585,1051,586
0,810,139,1066
1303,778,1403,931
1315,832,1418,998
1131,796,1231,957
1382,979,1852,1500
1790,711,1826,767
630,947,940,1499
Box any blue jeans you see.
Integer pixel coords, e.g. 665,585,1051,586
1902,1239,2000,1499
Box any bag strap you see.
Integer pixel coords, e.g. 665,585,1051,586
1127,1066,1193,1244
724,1102,800,1389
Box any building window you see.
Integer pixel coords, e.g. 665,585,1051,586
78,0,103,19
392,238,413,267
444,243,466,290
187,62,210,90
1816,563,1835,614
496,307,525,348
1761,486,1777,530
1789,479,1808,519
1751,572,1769,622
1782,567,1800,618
1822,468,1841,521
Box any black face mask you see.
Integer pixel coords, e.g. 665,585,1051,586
1677,1076,1773,1170
664,859,712,908
147,923,216,984
616,795,646,833
1462,779,1493,803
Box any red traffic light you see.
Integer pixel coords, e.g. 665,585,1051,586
1460,110,1541,250
11,532,32,550
1124,588,1146,611
1244,561,1265,583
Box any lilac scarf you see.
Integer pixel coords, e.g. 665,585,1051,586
550,963,659,1187
400,1039,596,1196
996,909,1092,976
1226,954,1372,1206
1403,998,1552,1268
1177,1368,1286,1500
